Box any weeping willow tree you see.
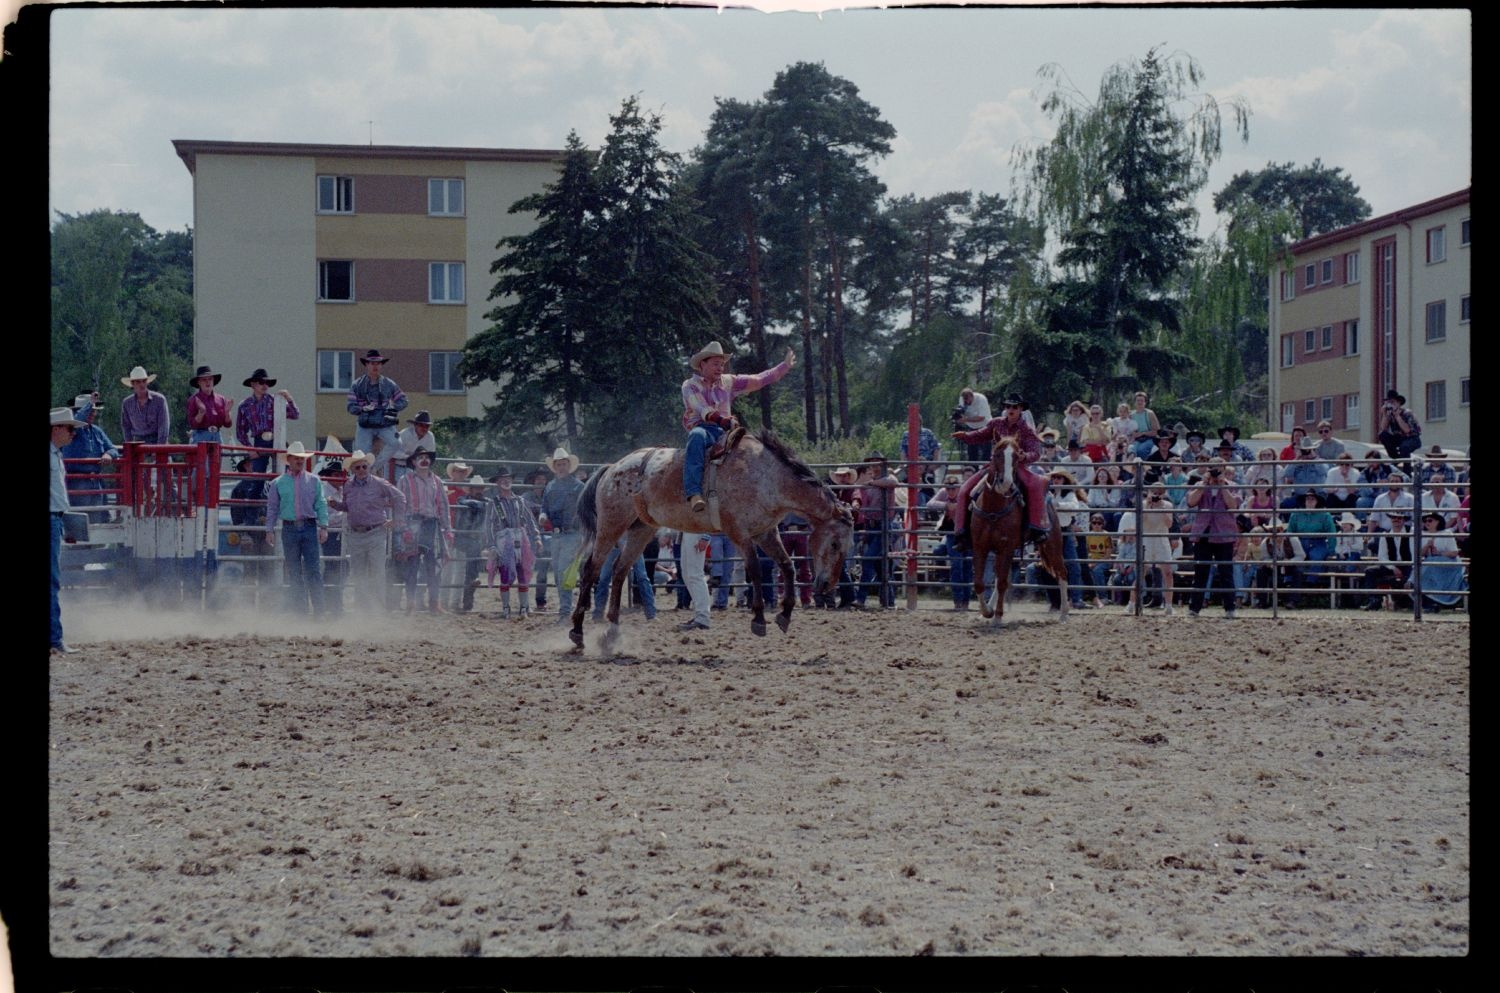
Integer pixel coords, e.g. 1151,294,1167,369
1009,47,1250,412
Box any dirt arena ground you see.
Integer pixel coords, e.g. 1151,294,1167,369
48,599,1469,959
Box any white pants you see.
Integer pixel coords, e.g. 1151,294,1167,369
345,525,391,611
679,531,712,626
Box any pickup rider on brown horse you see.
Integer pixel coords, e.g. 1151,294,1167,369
681,341,795,513
950,392,1051,546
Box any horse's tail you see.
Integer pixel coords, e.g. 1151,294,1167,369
1037,504,1068,581
575,465,603,554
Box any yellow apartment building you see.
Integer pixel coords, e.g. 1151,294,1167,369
173,139,563,448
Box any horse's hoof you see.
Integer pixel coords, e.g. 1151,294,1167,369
568,628,583,648
751,619,767,637
775,612,791,633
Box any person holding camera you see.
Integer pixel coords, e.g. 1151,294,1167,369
956,387,993,464
346,350,409,479
1184,457,1242,618
1377,390,1422,461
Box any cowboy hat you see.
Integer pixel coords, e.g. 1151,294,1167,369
342,449,376,472
544,447,580,474
50,406,87,428
71,394,95,416
1038,429,1060,443
491,464,513,480
242,368,278,387
1000,393,1028,409
1420,511,1444,526
1299,437,1318,450
313,435,349,475
361,349,388,365
1155,428,1177,441
120,365,157,387
1301,491,1326,507
1339,512,1360,528
689,341,732,372
1385,389,1405,403
284,441,313,461
189,365,223,387
446,461,474,479
405,447,435,468
408,410,433,426
1047,468,1079,486
1185,430,1206,445
829,466,857,482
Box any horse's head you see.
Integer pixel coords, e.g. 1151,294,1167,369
989,436,1019,488
808,505,855,595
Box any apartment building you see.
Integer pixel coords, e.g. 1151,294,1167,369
1269,187,1470,449
173,140,563,447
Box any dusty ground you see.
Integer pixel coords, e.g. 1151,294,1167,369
48,598,1469,958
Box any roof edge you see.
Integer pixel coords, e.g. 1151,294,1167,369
172,139,567,174
1290,186,1471,255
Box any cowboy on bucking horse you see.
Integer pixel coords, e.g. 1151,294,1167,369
681,341,796,513
949,392,1052,547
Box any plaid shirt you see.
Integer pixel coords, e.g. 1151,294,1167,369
236,393,301,446
680,359,790,432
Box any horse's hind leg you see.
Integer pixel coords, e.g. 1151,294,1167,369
606,523,655,632
755,528,795,632
569,541,609,649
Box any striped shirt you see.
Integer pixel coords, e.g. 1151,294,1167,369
399,471,451,525
681,359,790,432
236,393,301,446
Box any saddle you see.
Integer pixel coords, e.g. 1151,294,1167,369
706,424,747,463
699,426,746,532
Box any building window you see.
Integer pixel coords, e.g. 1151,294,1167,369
428,178,465,216
1320,259,1334,284
317,260,354,302
1345,250,1360,284
1280,271,1296,301
1427,226,1446,264
1460,218,1470,246
1304,263,1317,289
1425,300,1446,342
1280,403,1296,433
1320,396,1334,422
1426,381,1446,422
1280,335,1295,368
1460,294,1470,323
317,175,354,214
1303,329,1316,353
429,262,464,304
1345,319,1359,356
1321,324,1334,350
1461,377,1470,406
317,350,355,392
429,351,465,394
1345,394,1360,429
1304,399,1316,423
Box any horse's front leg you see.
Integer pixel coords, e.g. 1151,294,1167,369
739,540,768,636
755,529,796,633
569,542,606,648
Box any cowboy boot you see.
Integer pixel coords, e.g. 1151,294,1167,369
689,494,707,513
499,589,512,619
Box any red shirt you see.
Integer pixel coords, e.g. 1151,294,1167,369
955,416,1042,463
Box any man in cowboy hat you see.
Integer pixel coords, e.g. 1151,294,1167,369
539,447,585,619
395,410,437,482
1217,425,1254,466
1377,389,1422,461
396,448,453,613
478,465,540,618
236,368,301,474
346,350,409,477
950,392,1051,545
680,341,796,513
118,365,171,444
60,393,122,509
521,468,552,613
186,365,233,445
263,441,330,616
327,449,406,612
51,406,89,654
1281,434,1329,508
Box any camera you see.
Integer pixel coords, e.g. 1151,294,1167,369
951,404,967,429
1208,468,1221,478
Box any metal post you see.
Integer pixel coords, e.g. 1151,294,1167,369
905,403,921,611
1132,460,1144,616
1411,467,1424,621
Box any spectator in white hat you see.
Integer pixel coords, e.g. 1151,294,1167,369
118,365,170,443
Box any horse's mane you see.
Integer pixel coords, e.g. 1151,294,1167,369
755,430,839,506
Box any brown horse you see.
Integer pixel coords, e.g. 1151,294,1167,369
969,437,1069,624
569,431,856,651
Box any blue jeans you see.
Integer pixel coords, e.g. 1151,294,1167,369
51,514,65,647
857,528,893,607
1060,529,1084,606
551,530,584,616
355,425,402,476
942,535,972,606
683,422,725,499
280,521,326,614
190,429,223,445
593,547,657,619
705,534,733,607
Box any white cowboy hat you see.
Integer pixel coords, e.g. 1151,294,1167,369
829,466,857,481
342,449,376,471
1047,468,1079,486
446,461,474,479
545,447,580,474
120,365,157,386
51,406,87,428
313,435,350,474
689,341,732,372
1339,512,1360,528
284,441,313,461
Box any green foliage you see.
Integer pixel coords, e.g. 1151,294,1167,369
1214,159,1373,242
51,209,195,441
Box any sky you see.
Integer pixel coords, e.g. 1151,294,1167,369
44,3,1471,242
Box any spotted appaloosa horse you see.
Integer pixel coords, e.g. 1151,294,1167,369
970,437,1068,625
569,431,855,650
